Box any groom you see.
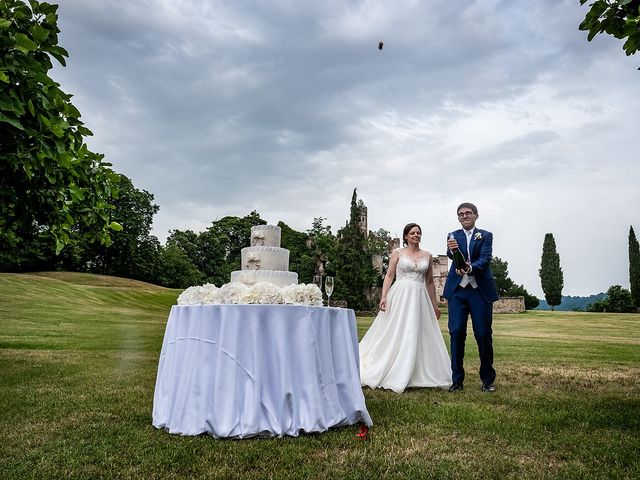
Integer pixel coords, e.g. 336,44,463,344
443,203,499,393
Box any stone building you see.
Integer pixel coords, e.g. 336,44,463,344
431,254,449,301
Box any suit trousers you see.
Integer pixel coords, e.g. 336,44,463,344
447,285,496,385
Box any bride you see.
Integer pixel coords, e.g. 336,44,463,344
359,223,452,393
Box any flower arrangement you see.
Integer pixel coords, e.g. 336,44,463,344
474,232,482,240
240,282,284,304
177,284,221,305
177,282,323,306
218,282,249,304
282,283,323,306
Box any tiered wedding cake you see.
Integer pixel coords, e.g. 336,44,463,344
230,225,298,287
177,224,321,306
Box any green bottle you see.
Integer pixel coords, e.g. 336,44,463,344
448,233,468,270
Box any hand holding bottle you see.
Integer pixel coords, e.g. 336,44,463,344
448,233,471,274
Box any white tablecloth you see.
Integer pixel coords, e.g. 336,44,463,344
152,304,372,438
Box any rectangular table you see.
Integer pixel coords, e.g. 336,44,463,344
152,304,372,438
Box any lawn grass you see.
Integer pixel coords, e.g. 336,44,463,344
1,272,638,479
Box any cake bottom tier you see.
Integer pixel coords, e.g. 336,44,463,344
231,270,298,288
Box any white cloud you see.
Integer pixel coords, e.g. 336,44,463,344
50,0,640,296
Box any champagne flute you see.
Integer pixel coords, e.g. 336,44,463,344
325,276,334,307
313,275,323,293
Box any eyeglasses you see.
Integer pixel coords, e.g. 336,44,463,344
457,211,475,218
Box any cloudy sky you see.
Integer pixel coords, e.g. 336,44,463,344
50,0,639,297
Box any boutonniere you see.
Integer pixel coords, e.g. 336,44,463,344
474,232,482,241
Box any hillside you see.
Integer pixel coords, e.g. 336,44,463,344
23,271,169,289
535,293,607,311
0,272,180,351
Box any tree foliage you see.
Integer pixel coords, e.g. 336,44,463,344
588,284,635,312
166,211,266,287
0,172,160,283
0,0,120,256
156,244,204,289
492,257,513,297
306,216,337,277
539,233,564,310
83,175,160,281
278,221,316,284
492,256,540,310
332,189,379,311
579,0,640,67
629,225,640,307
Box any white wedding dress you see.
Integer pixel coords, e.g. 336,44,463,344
359,252,452,393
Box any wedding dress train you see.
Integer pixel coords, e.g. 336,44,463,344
359,253,452,393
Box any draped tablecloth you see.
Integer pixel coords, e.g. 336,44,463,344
152,304,372,438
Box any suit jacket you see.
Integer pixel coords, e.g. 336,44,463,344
442,227,499,303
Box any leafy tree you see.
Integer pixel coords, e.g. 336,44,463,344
165,229,205,272
588,284,635,312
0,224,52,270
278,221,315,284
492,256,539,309
605,285,635,312
539,233,564,310
507,284,540,310
332,189,378,311
166,211,265,286
580,0,640,67
203,211,265,285
307,217,337,277
84,175,160,281
367,227,392,285
629,225,640,307
587,299,607,312
0,0,120,256
492,257,516,296
156,244,204,289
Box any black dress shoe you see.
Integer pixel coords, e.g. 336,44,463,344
482,383,495,393
448,383,463,392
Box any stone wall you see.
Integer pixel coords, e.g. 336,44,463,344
431,254,449,300
493,296,525,313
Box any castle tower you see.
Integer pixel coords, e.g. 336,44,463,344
357,205,367,235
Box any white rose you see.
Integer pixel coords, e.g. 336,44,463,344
249,282,284,304
219,282,249,304
200,283,221,304
177,285,203,305
281,284,299,304
302,283,323,306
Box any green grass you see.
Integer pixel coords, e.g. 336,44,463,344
1,272,639,479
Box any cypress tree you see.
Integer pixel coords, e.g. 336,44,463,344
333,189,377,310
629,226,640,308
539,233,564,310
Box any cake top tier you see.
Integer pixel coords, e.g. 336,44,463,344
250,225,281,247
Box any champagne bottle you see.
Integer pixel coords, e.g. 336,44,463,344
448,233,468,270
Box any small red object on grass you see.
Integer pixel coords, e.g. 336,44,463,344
355,424,369,440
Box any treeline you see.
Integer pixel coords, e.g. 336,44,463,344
0,180,389,311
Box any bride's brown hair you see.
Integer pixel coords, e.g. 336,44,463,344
402,223,422,246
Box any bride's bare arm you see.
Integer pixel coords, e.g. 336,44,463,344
379,249,399,311
424,254,441,319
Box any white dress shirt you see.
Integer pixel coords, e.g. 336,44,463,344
459,228,478,289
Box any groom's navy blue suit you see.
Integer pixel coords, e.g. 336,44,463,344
443,228,499,387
